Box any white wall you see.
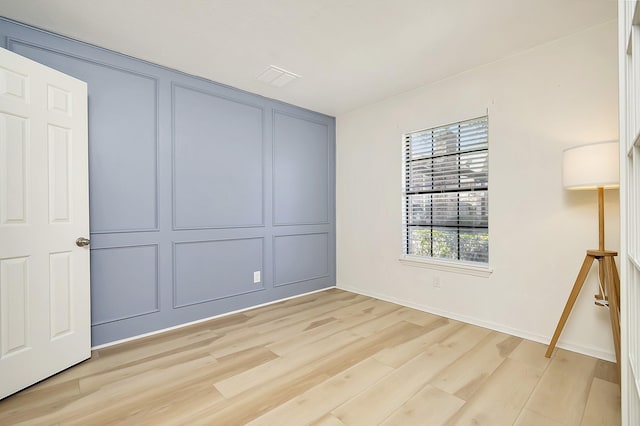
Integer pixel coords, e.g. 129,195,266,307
336,21,619,360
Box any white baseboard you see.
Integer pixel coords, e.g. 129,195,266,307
92,286,337,350
338,284,616,362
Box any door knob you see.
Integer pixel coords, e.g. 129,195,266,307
76,237,90,247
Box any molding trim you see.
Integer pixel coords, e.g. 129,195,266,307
338,284,616,362
170,81,266,231
171,237,265,309
272,232,330,287
90,244,160,325
272,110,330,226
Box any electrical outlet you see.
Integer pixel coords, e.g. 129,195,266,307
253,271,261,284
433,277,441,288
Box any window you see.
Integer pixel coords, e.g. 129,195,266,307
402,116,488,263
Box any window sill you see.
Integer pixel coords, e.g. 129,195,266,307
399,255,493,277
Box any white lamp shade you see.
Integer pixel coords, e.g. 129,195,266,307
562,141,619,190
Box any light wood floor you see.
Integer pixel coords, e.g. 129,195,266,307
0,288,621,425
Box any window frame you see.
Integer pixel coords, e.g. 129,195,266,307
400,116,491,274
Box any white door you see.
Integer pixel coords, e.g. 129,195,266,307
619,1,640,423
0,47,90,399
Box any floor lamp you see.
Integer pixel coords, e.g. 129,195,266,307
545,141,620,376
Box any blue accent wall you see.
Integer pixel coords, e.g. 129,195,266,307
0,18,336,346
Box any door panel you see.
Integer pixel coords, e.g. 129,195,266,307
0,47,89,400
0,113,27,225
49,251,72,339
0,256,28,357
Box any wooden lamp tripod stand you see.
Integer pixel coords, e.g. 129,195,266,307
545,141,620,377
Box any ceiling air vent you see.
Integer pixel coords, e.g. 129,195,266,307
257,65,300,87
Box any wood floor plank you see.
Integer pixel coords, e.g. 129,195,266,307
304,320,428,379
243,290,363,323
22,326,222,393
175,367,332,425
249,297,354,335
445,358,542,426
207,290,356,339
311,414,347,426
68,373,224,426
0,379,80,425
97,327,222,366
79,344,218,393
328,297,394,319
332,352,445,426
371,318,462,368
21,355,219,425
580,377,621,426
247,357,394,425
430,331,521,400
192,321,427,425
514,408,565,426
0,289,620,425
108,385,222,426
508,339,551,372
207,296,381,359
351,298,402,318
394,306,442,326
524,349,598,425
266,300,407,357
214,330,360,398
593,359,619,384
381,384,465,426
346,307,406,338
331,324,492,426
265,316,350,356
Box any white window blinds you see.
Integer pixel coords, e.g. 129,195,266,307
402,116,489,263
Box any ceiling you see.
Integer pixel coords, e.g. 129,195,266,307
0,0,616,116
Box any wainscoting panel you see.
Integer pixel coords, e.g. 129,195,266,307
273,233,329,287
89,245,159,326
273,112,329,226
173,238,264,307
172,84,264,229
0,18,335,346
